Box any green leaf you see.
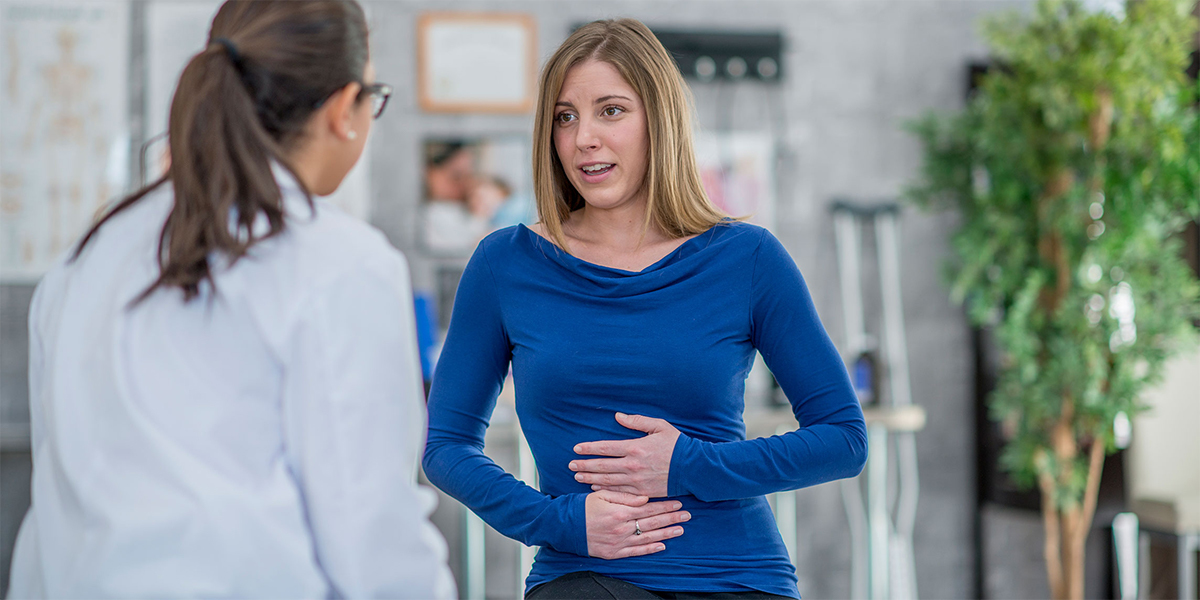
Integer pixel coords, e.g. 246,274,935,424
905,0,1200,511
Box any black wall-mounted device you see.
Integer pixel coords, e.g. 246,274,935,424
651,29,784,83
571,23,785,83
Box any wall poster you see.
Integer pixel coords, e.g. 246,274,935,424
0,1,131,281
694,132,777,231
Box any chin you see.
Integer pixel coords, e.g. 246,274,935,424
579,191,635,210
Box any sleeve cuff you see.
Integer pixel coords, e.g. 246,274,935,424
667,433,699,497
548,493,590,557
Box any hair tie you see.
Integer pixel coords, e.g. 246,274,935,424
213,36,244,71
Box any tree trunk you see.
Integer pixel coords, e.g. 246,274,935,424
1035,87,1115,600
1039,431,1108,600
1037,457,1066,599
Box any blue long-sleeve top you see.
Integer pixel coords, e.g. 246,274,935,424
423,221,867,598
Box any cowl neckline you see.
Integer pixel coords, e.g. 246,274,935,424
518,222,718,273
512,222,736,298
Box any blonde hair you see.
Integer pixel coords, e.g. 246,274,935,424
532,18,731,251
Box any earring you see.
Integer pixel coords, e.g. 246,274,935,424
347,130,358,140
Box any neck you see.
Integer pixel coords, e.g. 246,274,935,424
567,198,666,251
285,142,326,195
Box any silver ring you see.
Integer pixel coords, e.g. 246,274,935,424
634,520,642,536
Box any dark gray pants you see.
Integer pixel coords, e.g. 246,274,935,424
525,571,796,600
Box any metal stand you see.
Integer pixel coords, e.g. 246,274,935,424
517,421,539,599
772,423,799,566
833,202,926,600
463,507,486,600
1116,503,1200,600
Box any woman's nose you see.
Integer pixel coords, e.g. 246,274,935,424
575,118,601,151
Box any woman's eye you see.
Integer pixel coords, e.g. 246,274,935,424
555,113,576,124
602,106,624,117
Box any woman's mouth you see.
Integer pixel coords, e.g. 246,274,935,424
583,163,619,178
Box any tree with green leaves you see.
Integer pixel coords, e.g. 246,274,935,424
907,1,1199,598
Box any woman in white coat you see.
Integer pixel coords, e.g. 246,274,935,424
7,1,454,598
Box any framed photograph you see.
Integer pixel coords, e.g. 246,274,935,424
421,136,535,255
417,12,536,113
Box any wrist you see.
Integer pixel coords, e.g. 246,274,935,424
666,432,696,497
559,492,590,556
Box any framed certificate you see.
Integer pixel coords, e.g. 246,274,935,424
417,12,537,113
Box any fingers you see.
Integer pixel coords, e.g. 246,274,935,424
573,412,671,456
631,499,684,520
586,491,689,560
634,524,686,545
573,440,628,457
575,471,632,489
635,510,691,533
592,482,648,492
569,458,629,474
609,517,686,559
591,484,642,495
595,489,647,507
615,412,666,433
601,521,686,560
608,541,669,559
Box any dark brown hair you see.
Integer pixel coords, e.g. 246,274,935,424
73,0,369,302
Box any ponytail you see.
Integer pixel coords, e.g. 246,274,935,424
72,0,369,303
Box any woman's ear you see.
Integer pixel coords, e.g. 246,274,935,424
321,81,363,141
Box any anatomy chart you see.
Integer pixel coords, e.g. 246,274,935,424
0,2,131,281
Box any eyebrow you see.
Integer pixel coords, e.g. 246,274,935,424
554,95,634,109
595,95,632,104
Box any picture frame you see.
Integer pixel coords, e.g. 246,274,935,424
417,12,536,113
420,136,535,255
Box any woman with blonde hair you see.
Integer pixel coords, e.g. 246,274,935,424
424,18,866,599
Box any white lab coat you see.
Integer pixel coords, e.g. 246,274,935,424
7,170,455,599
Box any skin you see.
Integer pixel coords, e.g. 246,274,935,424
536,59,698,560
572,413,680,499
288,61,377,196
541,59,699,273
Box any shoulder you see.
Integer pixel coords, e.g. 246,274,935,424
700,220,777,263
480,223,528,247
263,200,412,303
707,219,770,246
701,222,799,282
295,201,401,262
256,204,413,345
474,224,533,262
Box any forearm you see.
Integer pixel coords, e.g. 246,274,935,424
668,419,867,502
695,228,867,502
423,436,587,555
420,241,591,552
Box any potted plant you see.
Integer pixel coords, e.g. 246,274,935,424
907,1,1199,598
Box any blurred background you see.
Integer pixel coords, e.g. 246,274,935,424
1,1,1197,599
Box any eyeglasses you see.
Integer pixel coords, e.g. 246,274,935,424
313,81,393,120
359,82,392,120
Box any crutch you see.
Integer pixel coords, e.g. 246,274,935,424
833,201,924,600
